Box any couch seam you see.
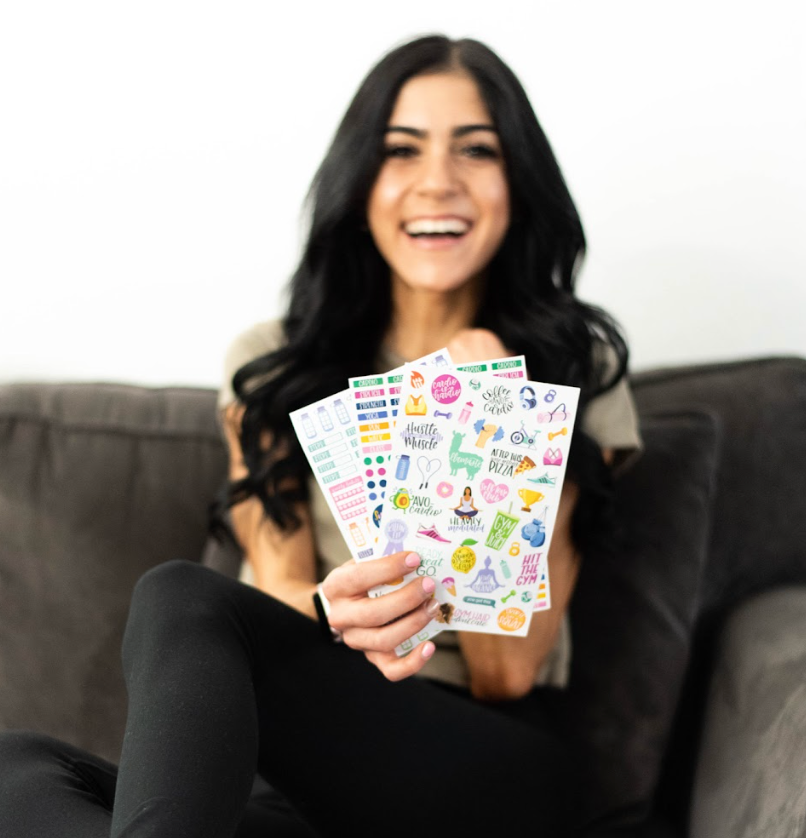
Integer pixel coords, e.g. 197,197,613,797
630,356,806,389
0,413,224,444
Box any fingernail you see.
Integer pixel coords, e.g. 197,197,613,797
422,577,436,594
426,598,441,617
421,641,436,660
405,552,421,568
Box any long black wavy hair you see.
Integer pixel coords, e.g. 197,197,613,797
220,35,629,555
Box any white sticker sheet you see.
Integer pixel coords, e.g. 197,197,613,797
290,390,375,560
347,349,453,553
346,354,526,559
372,363,578,653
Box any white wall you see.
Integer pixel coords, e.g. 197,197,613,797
1,0,804,388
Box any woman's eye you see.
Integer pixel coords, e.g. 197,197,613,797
462,144,500,160
383,145,418,159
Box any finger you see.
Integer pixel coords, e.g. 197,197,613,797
364,641,437,682
330,575,436,631
342,598,441,653
323,551,421,600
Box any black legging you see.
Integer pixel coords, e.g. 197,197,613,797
0,560,574,837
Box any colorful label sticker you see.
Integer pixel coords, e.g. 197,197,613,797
290,389,374,560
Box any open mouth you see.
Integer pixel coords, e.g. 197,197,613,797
403,218,472,240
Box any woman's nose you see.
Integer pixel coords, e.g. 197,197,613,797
415,150,460,197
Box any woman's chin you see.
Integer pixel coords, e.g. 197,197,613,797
392,269,482,298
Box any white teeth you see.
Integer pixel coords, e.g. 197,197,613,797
404,218,470,236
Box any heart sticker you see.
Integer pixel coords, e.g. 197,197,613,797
480,479,509,504
417,457,441,480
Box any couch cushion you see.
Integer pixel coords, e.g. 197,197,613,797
629,358,806,826
689,586,806,838
0,383,228,762
565,410,720,829
630,357,806,615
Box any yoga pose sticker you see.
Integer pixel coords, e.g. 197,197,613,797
452,486,480,518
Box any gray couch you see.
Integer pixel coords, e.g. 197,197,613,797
2,358,805,835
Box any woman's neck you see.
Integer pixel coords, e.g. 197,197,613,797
385,277,482,362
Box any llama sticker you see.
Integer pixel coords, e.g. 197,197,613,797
448,432,483,480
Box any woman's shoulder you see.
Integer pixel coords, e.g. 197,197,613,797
217,319,285,410
589,335,624,381
582,338,643,472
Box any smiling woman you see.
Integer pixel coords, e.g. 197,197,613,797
0,34,642,838
368,72,510,305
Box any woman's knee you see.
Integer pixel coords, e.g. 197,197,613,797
0,732,117,828
0,732,72,792
123,561,233,656
0,729,62,759
128,560,221,622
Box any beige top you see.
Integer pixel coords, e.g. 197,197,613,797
219,319,643,690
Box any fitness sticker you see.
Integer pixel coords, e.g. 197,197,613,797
431,374,462,405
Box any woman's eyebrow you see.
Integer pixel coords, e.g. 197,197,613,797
385,124,498,138
453,124,497,137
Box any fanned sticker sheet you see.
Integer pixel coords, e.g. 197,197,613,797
346,355,526,558
290,388,373,558
346,348,452,548
372,363,579,652
290,354,579,650
290,350,450,560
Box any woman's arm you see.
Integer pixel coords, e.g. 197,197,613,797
221,403,318,618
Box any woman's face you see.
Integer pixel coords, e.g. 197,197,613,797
367,71,510,298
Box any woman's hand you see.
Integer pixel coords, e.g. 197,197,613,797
322,551,440,681
446,328,509,365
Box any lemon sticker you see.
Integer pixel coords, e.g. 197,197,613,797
451,539,477,574
497,607,526,632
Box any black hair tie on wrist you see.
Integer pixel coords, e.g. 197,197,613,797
312,588,343,643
